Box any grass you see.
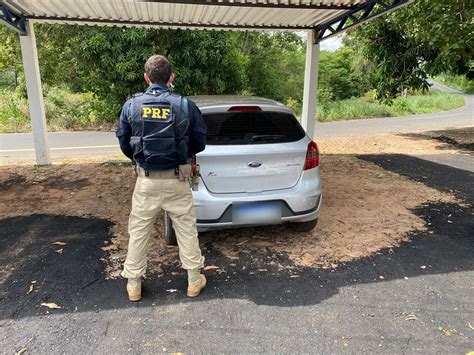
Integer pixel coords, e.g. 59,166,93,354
317,90,465,122
433,73,474,94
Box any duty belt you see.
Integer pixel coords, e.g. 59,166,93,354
136,167,178,179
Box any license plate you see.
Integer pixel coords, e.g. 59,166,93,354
232,202,281,225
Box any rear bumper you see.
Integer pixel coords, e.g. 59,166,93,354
193,167,322,232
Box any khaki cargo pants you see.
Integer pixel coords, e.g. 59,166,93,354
121,168,204,279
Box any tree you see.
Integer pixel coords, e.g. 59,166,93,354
1,24,308,109
40,26,247,105
392,0,473,77
347,0,473,100
349,20,432,101
318,47,365,102
0,27,22,87
241,32,305,103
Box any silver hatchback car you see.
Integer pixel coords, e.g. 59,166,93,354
164,96,322,245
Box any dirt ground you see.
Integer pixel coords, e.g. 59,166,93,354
318,127,474,156
1,131,470,281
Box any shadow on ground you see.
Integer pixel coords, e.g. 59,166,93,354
400,127,474,154
0,155,472,320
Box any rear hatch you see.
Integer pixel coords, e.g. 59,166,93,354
197,109,308,194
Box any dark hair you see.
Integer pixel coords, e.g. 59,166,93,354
144,55,172,84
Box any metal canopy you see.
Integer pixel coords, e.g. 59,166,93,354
1,0,412,36
0,0,413,165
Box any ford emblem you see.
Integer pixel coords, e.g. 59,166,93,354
248,161,262,168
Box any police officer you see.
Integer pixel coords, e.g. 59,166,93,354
116,55,207,302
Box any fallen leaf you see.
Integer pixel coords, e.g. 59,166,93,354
40,302,61,309
203,265,220,271
27,285,34,295
52,241,66,246
54,249,63,254
438,326,454,336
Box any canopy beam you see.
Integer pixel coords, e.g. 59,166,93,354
0,3,26,35
315,0,412,43
19,20,50,165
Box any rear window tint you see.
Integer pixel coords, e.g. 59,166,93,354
203,111,305,145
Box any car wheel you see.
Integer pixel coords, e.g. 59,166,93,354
292,219,318,232
164,212,178,246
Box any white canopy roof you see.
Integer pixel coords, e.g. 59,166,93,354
3,0,399,32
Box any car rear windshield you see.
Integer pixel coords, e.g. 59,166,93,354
203,111,306,145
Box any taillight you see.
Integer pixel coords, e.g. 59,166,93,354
304,141,320,170
228,106,262,112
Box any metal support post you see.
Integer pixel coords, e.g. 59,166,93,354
301,30,320,139
19,20,50,165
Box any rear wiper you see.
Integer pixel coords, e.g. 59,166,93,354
251,134,285,142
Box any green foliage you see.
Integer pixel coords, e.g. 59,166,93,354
0,87,116,132
317,90,465,121
241,32,305,102
1,11,471,130
0,69,18,89
318,47,365,102
349,20,431,102
433,73,474,94
391,0,473,77
34,26,248,105
347,0,473,100
0,27,20,72
0,89,30,132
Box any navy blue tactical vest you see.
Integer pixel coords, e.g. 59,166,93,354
128,89,190,170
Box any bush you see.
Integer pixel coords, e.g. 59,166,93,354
0,70,17,89
0,89,30,132
433,73,474,94
0,87,119,133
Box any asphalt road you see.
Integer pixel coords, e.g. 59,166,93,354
1,86,472,163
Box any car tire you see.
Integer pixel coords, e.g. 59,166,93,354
292,219,318,232
164,212,178,246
